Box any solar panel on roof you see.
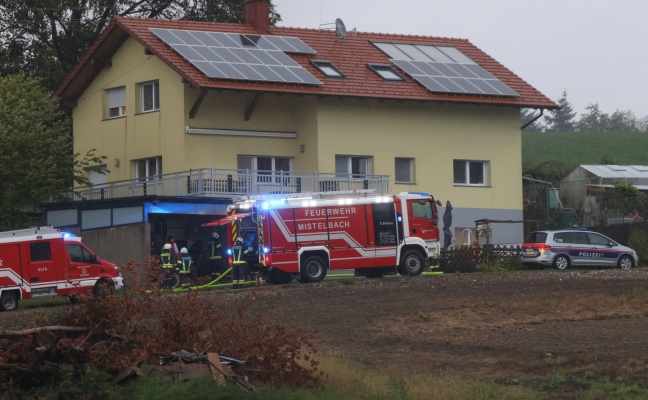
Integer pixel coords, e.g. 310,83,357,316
150,28,321,86
375,42,519,97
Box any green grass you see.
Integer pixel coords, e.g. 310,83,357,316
522,131,648,172
19,295,69,309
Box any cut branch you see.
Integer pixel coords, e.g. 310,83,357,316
0,326,88,337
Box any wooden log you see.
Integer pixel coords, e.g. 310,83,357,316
1,326,88,337
207,352,225,385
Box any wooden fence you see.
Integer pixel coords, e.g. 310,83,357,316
434,244,522,273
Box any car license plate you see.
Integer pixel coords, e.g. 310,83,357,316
525,248,535,255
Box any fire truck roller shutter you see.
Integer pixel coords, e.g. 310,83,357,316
299,252,328,283
399,248,425,276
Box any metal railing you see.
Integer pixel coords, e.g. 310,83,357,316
63,168,390,201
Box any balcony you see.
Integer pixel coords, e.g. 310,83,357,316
63,168,390,201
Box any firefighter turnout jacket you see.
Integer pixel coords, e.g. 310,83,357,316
177,256,193,274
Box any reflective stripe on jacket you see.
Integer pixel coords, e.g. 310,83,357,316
161,251,174,268
209,240,222,259
177,256,192,274
232,245,247,265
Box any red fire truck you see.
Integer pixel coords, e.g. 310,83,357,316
209,191,442,284
0,227,123,311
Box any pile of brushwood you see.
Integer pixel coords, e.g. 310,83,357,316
0,259,322,397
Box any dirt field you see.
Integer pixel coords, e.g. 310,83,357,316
2,268,648,395
230,269,648,385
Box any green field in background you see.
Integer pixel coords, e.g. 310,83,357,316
522,132,648,170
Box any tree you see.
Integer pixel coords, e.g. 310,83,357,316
0,74,105,229
607,109,638,132
577,103,608,132
544,90,577,132
521,108,545,132
577,104,641,132
0,1,281,91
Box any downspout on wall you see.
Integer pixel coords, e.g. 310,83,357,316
521,109,544,130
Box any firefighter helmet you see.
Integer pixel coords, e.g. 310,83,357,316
235,237,244,245
163,243,172,250
180,247,188,253
211,232,219,239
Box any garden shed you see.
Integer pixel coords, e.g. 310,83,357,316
560,165,648,226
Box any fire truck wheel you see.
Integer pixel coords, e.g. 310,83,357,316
0,292,18,311
93,279,115,298
400,250,425,276
300,255,328,283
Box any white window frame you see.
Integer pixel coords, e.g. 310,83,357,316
106,86,126,118
140,81,160,113
311,60,344,78
336,155,372,178
395,157,414,184
134,157,162,182
237,155,293,184
88,164,109,186
453,160,488,186
367,64,405,81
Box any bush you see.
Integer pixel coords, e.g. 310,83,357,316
628,227,648,267
0,258,322,397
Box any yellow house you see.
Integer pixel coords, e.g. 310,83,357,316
51,0,556,265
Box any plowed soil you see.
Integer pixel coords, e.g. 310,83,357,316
231,269,648,385
2,268,648,394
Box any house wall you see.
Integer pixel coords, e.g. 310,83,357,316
316,98,524,243
73,37,186,181
184,90,319,171
80,223,150,274
71,38,525,243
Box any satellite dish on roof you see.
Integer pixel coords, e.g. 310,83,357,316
335,18,347,40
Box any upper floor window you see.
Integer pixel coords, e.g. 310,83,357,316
336,155,372,178
140,81,160,112
368,64,404,81
134,156,162,181
238,155,292,184
395,157,414,184
106,86,126,118
88,165,108,186
453,160,488,186
311,60,344,78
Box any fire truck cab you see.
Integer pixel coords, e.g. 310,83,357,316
0,227,123,311
220,191,442,284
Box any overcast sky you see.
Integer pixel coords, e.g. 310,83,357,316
273,0,646,118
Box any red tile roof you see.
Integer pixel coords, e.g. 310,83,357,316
57,17,557,109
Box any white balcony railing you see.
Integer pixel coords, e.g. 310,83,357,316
63,168,390,201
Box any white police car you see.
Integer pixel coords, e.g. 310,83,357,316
521,228,638,270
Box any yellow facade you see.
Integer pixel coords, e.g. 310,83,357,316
73,37,522,212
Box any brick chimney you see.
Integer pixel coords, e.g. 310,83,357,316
245,0,270,34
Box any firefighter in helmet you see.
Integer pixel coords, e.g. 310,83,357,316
160,243,175,269
207,231,223,276
231,235,248,289
177,247,193,286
